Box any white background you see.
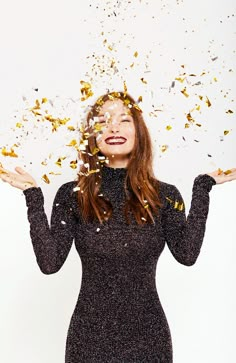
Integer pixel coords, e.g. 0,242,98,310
0,0,235,362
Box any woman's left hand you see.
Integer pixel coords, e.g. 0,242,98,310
206,168,236,185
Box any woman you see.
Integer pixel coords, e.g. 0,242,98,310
0,91,235,362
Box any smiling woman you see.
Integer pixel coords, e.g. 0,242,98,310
0,90,235,363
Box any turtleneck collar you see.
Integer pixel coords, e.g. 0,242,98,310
100,164,127,182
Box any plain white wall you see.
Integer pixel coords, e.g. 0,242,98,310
0,0,235,362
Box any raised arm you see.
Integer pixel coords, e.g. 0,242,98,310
23,182,77,274
161,174,216,266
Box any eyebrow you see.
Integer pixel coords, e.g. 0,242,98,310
98,113,132,117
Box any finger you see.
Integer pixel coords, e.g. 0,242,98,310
15,166,27,175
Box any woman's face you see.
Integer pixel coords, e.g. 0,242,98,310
95,99,136,167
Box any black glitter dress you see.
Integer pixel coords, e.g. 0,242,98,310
23,165,216,362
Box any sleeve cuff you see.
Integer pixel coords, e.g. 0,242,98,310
193,174,216,193
23,187,44,207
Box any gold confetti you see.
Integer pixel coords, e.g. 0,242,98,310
67,126,76,131
123,81,128,97
196,123,202,127
199,95,203,100
42,174,50,184
181,87,189,97
186,113,194,122
42,97,48,104
1,146,18,157
217,168,223,175
224,169,232,175
92,147,100,155
80,80,94,101
195,105,201,111
175,77,185,83
16,123,23,128
205,96,211,107
166,125,172,130
108,45,113,51
49,172,61,175
140,78,147,84
160,145,168,152
130,62,134,68
184,123,190,128
134,51,138,57
66,139,78,147
137,96,142,103
70,160,77,169
226,109,233,114
224,130,230,135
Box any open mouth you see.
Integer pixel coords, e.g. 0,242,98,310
105,137,127,145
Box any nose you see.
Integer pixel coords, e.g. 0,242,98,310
109,119,120,133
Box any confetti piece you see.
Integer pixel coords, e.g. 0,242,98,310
226,109,233,114
80,80,94,101
1,146,18,157
224,130,230,135
134,51,138,57
16,123,23,128
166,125,172,131
181,87,189,97
205,96,211,107
175,77,185,83
223,169,232,175
61,221,66,225
42,174,50,184
140,78,147,84
160,145,168,152
186,113,194,122
70,160,78,169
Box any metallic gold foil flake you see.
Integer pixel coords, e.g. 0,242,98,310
41,160,48,166
1,147,18,157
226,110,233,114
137,96,142,103
186,113,195,122
175,77,185,83
224,169,232,175
224,130,230,135
55,157,66,167
42,174,50,184
196,123,202,127
199,95,203,100
165,196,184,211
42,97,48,104
217,168,223,175
70,160,77,169
49,172,61,175
92,147,100,155
66,139,78,147
161,145,168,152
123,81,128,96
166,125,172,130
181,87,189,97
133,103,142,111
205,96,211,107
134,51,138,57
67,126,76,131
80,81,94,101
108,45,113,51
195,105,201,111
184,123,190,128
130,62,134,68
213,77,218,82
140,78,147,84
16,123,23,128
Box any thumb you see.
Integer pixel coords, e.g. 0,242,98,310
15,166,27,174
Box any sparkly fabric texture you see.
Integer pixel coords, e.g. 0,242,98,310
23,166,216,362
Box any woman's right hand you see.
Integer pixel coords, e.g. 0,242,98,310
0,165,38,191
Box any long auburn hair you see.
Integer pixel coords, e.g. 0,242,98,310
75,91,163,225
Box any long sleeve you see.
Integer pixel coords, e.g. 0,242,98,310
23,182,77,274
161,174,216,266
